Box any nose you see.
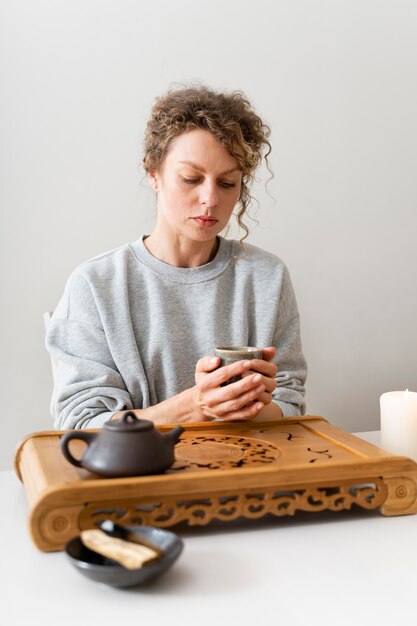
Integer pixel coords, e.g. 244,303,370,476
199,180,219,209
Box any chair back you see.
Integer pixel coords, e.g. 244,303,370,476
43,312,57,382
43,311,53,330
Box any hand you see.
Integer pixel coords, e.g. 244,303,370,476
241,347,278,408
114,347,279,426
192,352,273,421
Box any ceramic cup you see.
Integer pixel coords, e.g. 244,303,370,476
214,346,263,385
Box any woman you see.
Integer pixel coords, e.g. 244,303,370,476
46,85,307,429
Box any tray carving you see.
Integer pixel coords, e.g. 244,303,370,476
78,478,388,529
171,434,281,470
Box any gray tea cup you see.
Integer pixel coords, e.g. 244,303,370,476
214,346,263,385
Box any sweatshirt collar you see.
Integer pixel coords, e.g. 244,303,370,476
129,235,235,284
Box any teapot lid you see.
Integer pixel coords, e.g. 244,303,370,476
104,412,154,432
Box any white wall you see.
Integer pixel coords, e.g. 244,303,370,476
1,0,416,470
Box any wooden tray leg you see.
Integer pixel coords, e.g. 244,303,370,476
31,504,85,552
379,471,417,516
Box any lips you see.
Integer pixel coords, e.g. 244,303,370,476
192,216,219,227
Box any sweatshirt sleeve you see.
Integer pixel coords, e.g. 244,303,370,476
271,266,307,417
45,271,133,429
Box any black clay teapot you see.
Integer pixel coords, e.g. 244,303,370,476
60,412,184,477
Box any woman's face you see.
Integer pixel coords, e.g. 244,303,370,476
148,129,242,244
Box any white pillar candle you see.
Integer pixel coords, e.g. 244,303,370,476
380,390,417,460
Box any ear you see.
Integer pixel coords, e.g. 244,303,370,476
147,171,159,192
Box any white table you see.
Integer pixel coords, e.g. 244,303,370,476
1,431,417,626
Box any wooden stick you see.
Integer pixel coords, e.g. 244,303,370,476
108,528,164,557
81,529,160,570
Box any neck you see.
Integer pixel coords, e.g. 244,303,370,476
143,233,219,268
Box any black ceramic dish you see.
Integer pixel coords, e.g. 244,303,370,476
65,523,184,588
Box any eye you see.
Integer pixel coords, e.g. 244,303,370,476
220,182,236,189
181,177,200,185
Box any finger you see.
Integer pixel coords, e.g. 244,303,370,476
220,401,265,421
203,371,264,403
241,372,275,391
242,359,278,378
241,373,276,397
257,390,273,405
256,376,276,393
201,359,254,390
195,355,221,374
262,347,276,362
213,383,266,416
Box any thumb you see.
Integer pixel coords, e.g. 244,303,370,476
262,347,277,362
195,355,220,373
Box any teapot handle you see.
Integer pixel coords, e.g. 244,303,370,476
60,431,96,468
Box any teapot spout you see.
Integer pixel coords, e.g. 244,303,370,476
163,425,184,446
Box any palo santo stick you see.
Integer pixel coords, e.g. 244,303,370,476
116,530,164,558
81,529,160,570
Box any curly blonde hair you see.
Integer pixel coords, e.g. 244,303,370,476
143,85,272,242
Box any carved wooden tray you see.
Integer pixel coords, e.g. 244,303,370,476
14,416,417,552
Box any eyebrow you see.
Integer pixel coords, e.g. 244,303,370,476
178,160,240,176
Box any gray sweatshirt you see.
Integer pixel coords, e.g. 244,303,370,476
46,236,307,429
